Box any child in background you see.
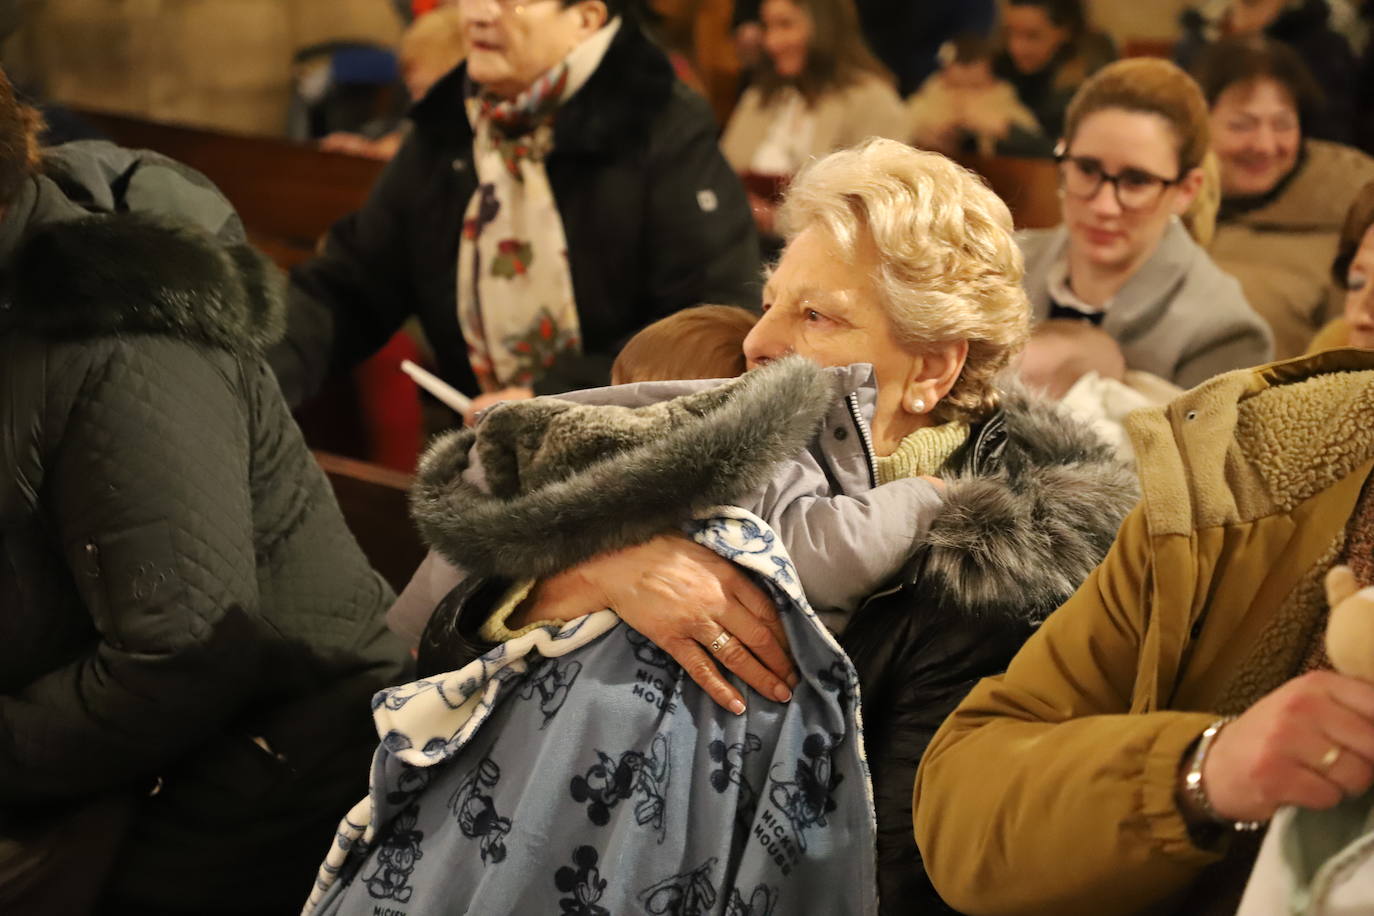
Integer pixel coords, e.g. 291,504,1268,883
906,35,1042,156
611,305,758,384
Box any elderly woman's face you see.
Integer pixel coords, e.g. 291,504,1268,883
459,0,600,98
1210,78,1302,198
761,0,813,80
1345,225,1374,350
745,226,923,425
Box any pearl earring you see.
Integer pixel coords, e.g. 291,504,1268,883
910,396,927,414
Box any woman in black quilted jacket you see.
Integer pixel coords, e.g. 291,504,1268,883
0,76,411,914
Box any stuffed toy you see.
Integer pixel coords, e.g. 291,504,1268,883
1325,565,1374,680
1237,564,1374,916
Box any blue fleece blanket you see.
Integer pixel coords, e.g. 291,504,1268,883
305,508,877,916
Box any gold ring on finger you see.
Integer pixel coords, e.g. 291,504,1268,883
1321,745,1343,770
709,632,733,654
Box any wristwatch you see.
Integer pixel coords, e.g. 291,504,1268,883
1181,717,1267,832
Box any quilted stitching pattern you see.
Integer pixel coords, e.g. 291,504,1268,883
1,331,407,800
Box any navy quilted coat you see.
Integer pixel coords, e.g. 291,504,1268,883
0,143,411,912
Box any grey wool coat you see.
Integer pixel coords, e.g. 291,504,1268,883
0,142,411,913
1019,219,1275,389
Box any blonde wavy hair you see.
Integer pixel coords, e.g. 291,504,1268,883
778,138,1030,422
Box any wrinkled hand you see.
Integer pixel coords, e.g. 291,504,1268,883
512,533,797,714
464,386,534,426
1200,671,1374,822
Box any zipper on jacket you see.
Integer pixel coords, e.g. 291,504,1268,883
845,393,879,489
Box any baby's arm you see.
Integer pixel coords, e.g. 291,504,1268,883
748,452,944,621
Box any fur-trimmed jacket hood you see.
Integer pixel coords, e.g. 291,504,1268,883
411,358,839,582
0,141,285,353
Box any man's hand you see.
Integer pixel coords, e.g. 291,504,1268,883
1200,671,1374,822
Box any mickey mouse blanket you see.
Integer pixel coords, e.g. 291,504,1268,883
304,509,877,916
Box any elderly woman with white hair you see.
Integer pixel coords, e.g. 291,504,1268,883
347,139,1135,914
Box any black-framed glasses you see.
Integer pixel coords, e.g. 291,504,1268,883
1054,144,1183,212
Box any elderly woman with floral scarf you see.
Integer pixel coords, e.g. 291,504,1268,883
273,0,758,417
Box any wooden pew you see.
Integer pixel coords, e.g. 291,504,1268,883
958,154,1063,230
70,108,385,268
314,451,426,594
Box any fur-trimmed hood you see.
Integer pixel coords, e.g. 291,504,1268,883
911,383,1139,626
411,357,838,580
3,213,285,353
0,141,284,354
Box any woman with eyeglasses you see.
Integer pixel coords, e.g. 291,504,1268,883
1200,36,1374,361
1017,57,1273,391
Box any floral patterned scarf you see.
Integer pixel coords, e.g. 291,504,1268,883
457,19,620,391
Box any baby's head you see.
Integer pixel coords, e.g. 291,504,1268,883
938,34,997,91
612,306,759,385
1018,319,1126,399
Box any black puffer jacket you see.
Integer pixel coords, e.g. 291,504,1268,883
415,384,1136,914
0,144,411,912
839,389,1137,914
273,20,760,405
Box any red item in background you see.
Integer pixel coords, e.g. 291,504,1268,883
412,0,441,17
740,171,787,204
354,331,424,473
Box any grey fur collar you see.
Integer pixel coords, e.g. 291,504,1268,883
917,383,1139,624
411,357,838,579
3,212,285,353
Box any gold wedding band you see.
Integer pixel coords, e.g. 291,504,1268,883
1321,745,1343,770
709,632,733,654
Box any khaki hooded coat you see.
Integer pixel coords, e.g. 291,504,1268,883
914,349,1374,915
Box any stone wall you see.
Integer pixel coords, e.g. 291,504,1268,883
12,0,402,136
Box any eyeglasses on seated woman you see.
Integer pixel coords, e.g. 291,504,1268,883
1017,56,1272,393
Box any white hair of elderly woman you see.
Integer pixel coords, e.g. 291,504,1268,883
779,137,1031,421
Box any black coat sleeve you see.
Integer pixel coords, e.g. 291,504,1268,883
269,136,426,406
0,342,269,802
533,88,761,395
840,591,1035,916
